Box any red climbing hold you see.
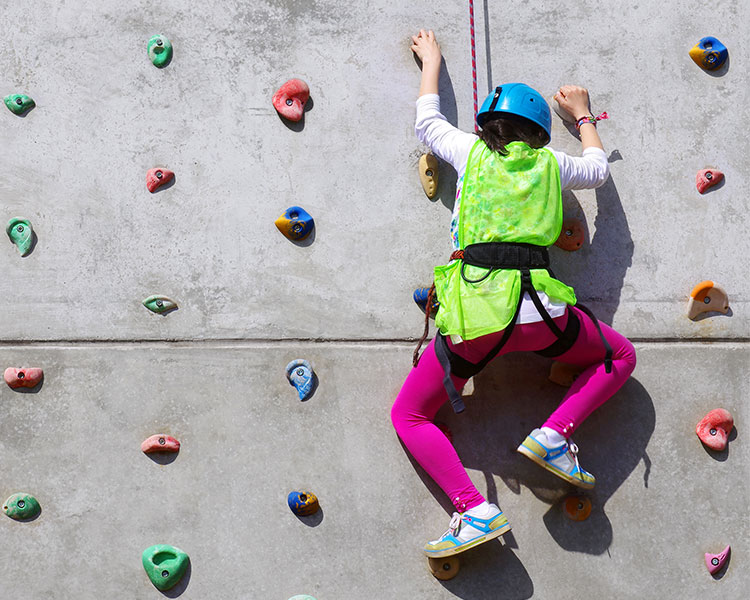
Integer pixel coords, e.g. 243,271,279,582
705,545,730,575
141,434,181,454
554,219,584,251
272,79,310,122
695,408,733,451
4,367,43,389
145,168,174,192
696,169,724,194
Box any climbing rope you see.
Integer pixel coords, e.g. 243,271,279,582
469,0,478,131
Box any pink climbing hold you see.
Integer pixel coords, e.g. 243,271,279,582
145,167,174,192
141,434,181,454
272,79,310,122
705,545,730,575
3,367,44,389
696,169,724,194
695,408,733,451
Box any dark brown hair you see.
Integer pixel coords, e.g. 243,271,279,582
477,114,549,155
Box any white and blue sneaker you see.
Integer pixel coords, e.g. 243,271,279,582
517,428,595,489
423,502,511,558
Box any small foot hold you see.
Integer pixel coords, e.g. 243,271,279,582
563,495,592,521
142,295,178,314
142,544,189,591
287,490,319,516
554,219,584,251
146,167,174,192
4,367,43,389
549,362,583,387
687,281,729,319
6,217,34,256
696,408,733,451
689,36,728,71
696,169,723,194
428,555,460,580
286,359,315,400
705,545,730,575
141,434,180,454
272,79,310,122
148,35,173,67
4,94,35,115
3,493,41,521
275,206,314,241
419,154,439,198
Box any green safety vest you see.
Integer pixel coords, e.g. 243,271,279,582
434,139,577,340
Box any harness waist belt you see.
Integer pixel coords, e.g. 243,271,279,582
460,242,550,270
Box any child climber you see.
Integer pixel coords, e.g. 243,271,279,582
391,30,636,559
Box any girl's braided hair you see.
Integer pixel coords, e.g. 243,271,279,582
477,114,548,155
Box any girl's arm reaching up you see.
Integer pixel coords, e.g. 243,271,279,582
411,30,441,96
554,85,604,151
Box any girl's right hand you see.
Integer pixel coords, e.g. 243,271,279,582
554,85,591,121
411,30,442,65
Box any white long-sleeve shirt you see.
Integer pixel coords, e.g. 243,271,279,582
416,93,609,330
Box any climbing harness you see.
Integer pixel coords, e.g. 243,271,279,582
418,241,613,414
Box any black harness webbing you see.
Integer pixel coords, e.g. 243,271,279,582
433,242,613,414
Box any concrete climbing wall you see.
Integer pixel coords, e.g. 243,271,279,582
0,0,747,598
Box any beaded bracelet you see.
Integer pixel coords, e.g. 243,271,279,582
575,111,609,130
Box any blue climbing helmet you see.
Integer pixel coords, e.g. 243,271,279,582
476,83,551,144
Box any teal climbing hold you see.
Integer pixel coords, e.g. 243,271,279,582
4,94,35,115
142,544,189,591
148,35,173,67
142,295,178,314
3,493,41,521
6,217,34,256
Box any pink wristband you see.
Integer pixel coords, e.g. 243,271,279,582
575,111,609,130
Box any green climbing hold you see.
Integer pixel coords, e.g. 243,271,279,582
142,295,178,314
4,94,35,115
3,493,41,521
142,544,189,591
6,217,34,256
148,35,173,68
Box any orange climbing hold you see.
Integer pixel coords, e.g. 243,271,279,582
687,281,729,320
696,169,723,194
548,362,583,387
554,219,584,251
563,495,591,521
696,408,733,451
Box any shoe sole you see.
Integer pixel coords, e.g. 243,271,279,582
423,519,512,558
517,444,595,490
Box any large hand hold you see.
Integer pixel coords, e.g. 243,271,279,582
419,154,439,199
275,206,314,241
142,295,178,314
554,219,584,251
687,281,729,320
141,434,181,454
696,408,733,451
142,544,189,591
147,35,173,68
272,79,310,122
689,36,728,70
4,367,44,389
705,545,730,575
4,94,35,115
6,217,34,256
696,169,724,194
3,493,41,521
146,167,174,192
286,359,315,400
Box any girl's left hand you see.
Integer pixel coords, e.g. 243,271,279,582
411,30,442,65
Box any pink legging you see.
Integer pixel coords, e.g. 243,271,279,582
391,307,636,513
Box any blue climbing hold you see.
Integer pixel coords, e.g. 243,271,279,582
275,206,314,241
286,359,315,400
413,287,439,317
689,36,728,71
287,490,319,516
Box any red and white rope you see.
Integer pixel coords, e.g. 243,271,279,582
469,0,478,131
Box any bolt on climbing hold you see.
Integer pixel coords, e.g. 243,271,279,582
4,367,44,389
285,359,315,401
413,287,439,318
696,169,724,194
554,219,584,251
705,545,730,575
142,295,178,314
548,362,583,387
275,206,314,241
4,94,35,115
687,281,729,320
563,495,592,521
287,490,319,516
147,35,173,68
146,167,175,192
141,434,181,454
419,154,439,199
696,408,733,451
689,36,728,71
6,217,34,256
3,493,41,521
272,79,310,122
142,544,189,591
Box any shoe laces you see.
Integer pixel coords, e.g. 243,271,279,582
567,439,581,474
442,512,462,539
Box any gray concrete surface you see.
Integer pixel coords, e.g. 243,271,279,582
0,0,748,598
